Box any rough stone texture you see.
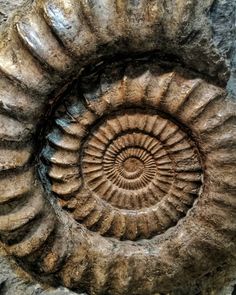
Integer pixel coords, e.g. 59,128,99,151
0,248,82,295
0,0,235,294
209,0,236,97
0,0,32,27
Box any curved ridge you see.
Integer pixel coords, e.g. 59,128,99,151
17,10,73,73
0,2,65,270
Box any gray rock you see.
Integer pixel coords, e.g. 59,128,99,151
41,288,86,295
210,0,236,97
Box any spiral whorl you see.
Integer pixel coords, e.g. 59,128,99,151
42,75,203,240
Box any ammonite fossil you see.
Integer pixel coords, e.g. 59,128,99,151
41,65,204,241
0,0,235,294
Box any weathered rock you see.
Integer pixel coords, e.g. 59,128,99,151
210,0,236,97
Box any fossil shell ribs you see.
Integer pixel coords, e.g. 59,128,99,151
41,64,218,243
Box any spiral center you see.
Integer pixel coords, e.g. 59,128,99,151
122,157,144,174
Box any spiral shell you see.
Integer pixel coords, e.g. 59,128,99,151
42,79,203,241
0,0,235,294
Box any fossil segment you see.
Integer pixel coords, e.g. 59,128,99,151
0,0,235,294
17,12,73,72
0,1,71,276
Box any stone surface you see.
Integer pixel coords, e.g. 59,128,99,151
0,0,32,27
0,247,82,295
210,0,236,97
0,0,235,294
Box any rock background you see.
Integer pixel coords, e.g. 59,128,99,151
209,0,236,98
0,0,235,294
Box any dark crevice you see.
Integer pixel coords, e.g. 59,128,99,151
233,285,236,295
